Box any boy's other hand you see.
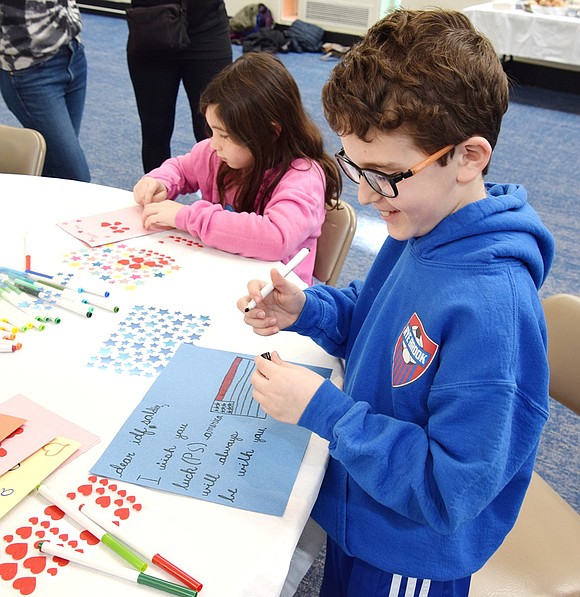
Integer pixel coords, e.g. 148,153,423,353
237,269,306,335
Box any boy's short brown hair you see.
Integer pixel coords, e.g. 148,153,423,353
322,9,509,169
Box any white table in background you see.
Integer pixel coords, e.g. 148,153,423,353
464,3,580,69
0,174,339,597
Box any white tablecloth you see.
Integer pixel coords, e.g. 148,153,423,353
0,174,339,597
464,3,580,68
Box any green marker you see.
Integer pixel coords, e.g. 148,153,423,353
38,541,197,596
36,484,147,572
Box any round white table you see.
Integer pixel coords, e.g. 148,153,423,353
0,174,337,597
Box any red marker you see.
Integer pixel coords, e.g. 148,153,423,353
0,342,20,352
24,231,31,271
80,503,203,592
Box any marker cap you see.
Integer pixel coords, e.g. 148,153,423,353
101,534,148,571
137,572,198,597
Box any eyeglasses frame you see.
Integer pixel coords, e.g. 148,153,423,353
335,144,455,198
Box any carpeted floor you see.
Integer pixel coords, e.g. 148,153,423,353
1,12,578,595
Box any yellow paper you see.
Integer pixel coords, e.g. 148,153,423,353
0,436,80,518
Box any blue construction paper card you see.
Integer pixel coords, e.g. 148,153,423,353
91,343,332,516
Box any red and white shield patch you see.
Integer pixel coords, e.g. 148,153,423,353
392,313,439,387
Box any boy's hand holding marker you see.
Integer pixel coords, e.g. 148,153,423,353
239,247,309,335
251,350,325,425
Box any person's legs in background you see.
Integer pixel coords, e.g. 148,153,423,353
127,55,181,173
181,56,232,143
0,40,90,181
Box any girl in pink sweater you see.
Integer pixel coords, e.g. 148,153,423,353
133,52,342,284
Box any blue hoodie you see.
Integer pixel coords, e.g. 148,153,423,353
289,183,555,581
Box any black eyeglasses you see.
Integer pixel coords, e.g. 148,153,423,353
335,145,455,198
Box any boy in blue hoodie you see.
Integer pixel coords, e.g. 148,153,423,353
238,9,554,597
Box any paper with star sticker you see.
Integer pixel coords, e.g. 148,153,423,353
61,243,180,291
87,305,211,377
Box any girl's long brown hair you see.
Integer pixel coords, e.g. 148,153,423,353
199,53,341,215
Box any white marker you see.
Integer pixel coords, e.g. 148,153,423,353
36,484,147,571
245,247,310,312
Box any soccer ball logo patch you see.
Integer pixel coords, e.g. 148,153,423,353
392,312,438,387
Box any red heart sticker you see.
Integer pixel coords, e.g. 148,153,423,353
23,556,46,574
96,495,111,508
12,576,36,595
79,531,99,545
77,484,92,496
0,562,17,580
45,505,65,520
16,527,32,540
114,508,130,520
6,542,27,560
52,556,69,567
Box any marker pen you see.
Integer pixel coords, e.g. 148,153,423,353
80,503,203,592
245,247,310,312
0,343,19,352
36,484,148,572
38,542,197,597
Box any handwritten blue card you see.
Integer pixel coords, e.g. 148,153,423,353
91,343,332,516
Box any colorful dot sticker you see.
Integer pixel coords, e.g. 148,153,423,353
61,244,180,290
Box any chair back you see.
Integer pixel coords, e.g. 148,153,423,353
313,201,357,286
469,293,580,597
0,124,46,176
543,293,580,415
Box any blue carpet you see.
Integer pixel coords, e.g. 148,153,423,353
1,12,578,593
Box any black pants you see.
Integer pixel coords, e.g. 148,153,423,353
127,53,231,172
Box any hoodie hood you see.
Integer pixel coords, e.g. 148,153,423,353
411,183,555,289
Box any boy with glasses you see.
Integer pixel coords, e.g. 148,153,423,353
238,9,554,596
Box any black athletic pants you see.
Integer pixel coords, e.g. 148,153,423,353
127,53,231,172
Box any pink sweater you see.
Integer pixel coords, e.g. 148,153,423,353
147,139,328,284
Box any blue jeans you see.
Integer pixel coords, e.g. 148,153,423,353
0,39,90,181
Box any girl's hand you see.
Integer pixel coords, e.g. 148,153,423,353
237,269,306,335
251,352,324,424
141,200,181,229
133,176,168,205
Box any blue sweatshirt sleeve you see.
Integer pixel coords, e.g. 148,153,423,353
287,280,363,359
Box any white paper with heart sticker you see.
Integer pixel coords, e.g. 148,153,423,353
57,206,162,247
